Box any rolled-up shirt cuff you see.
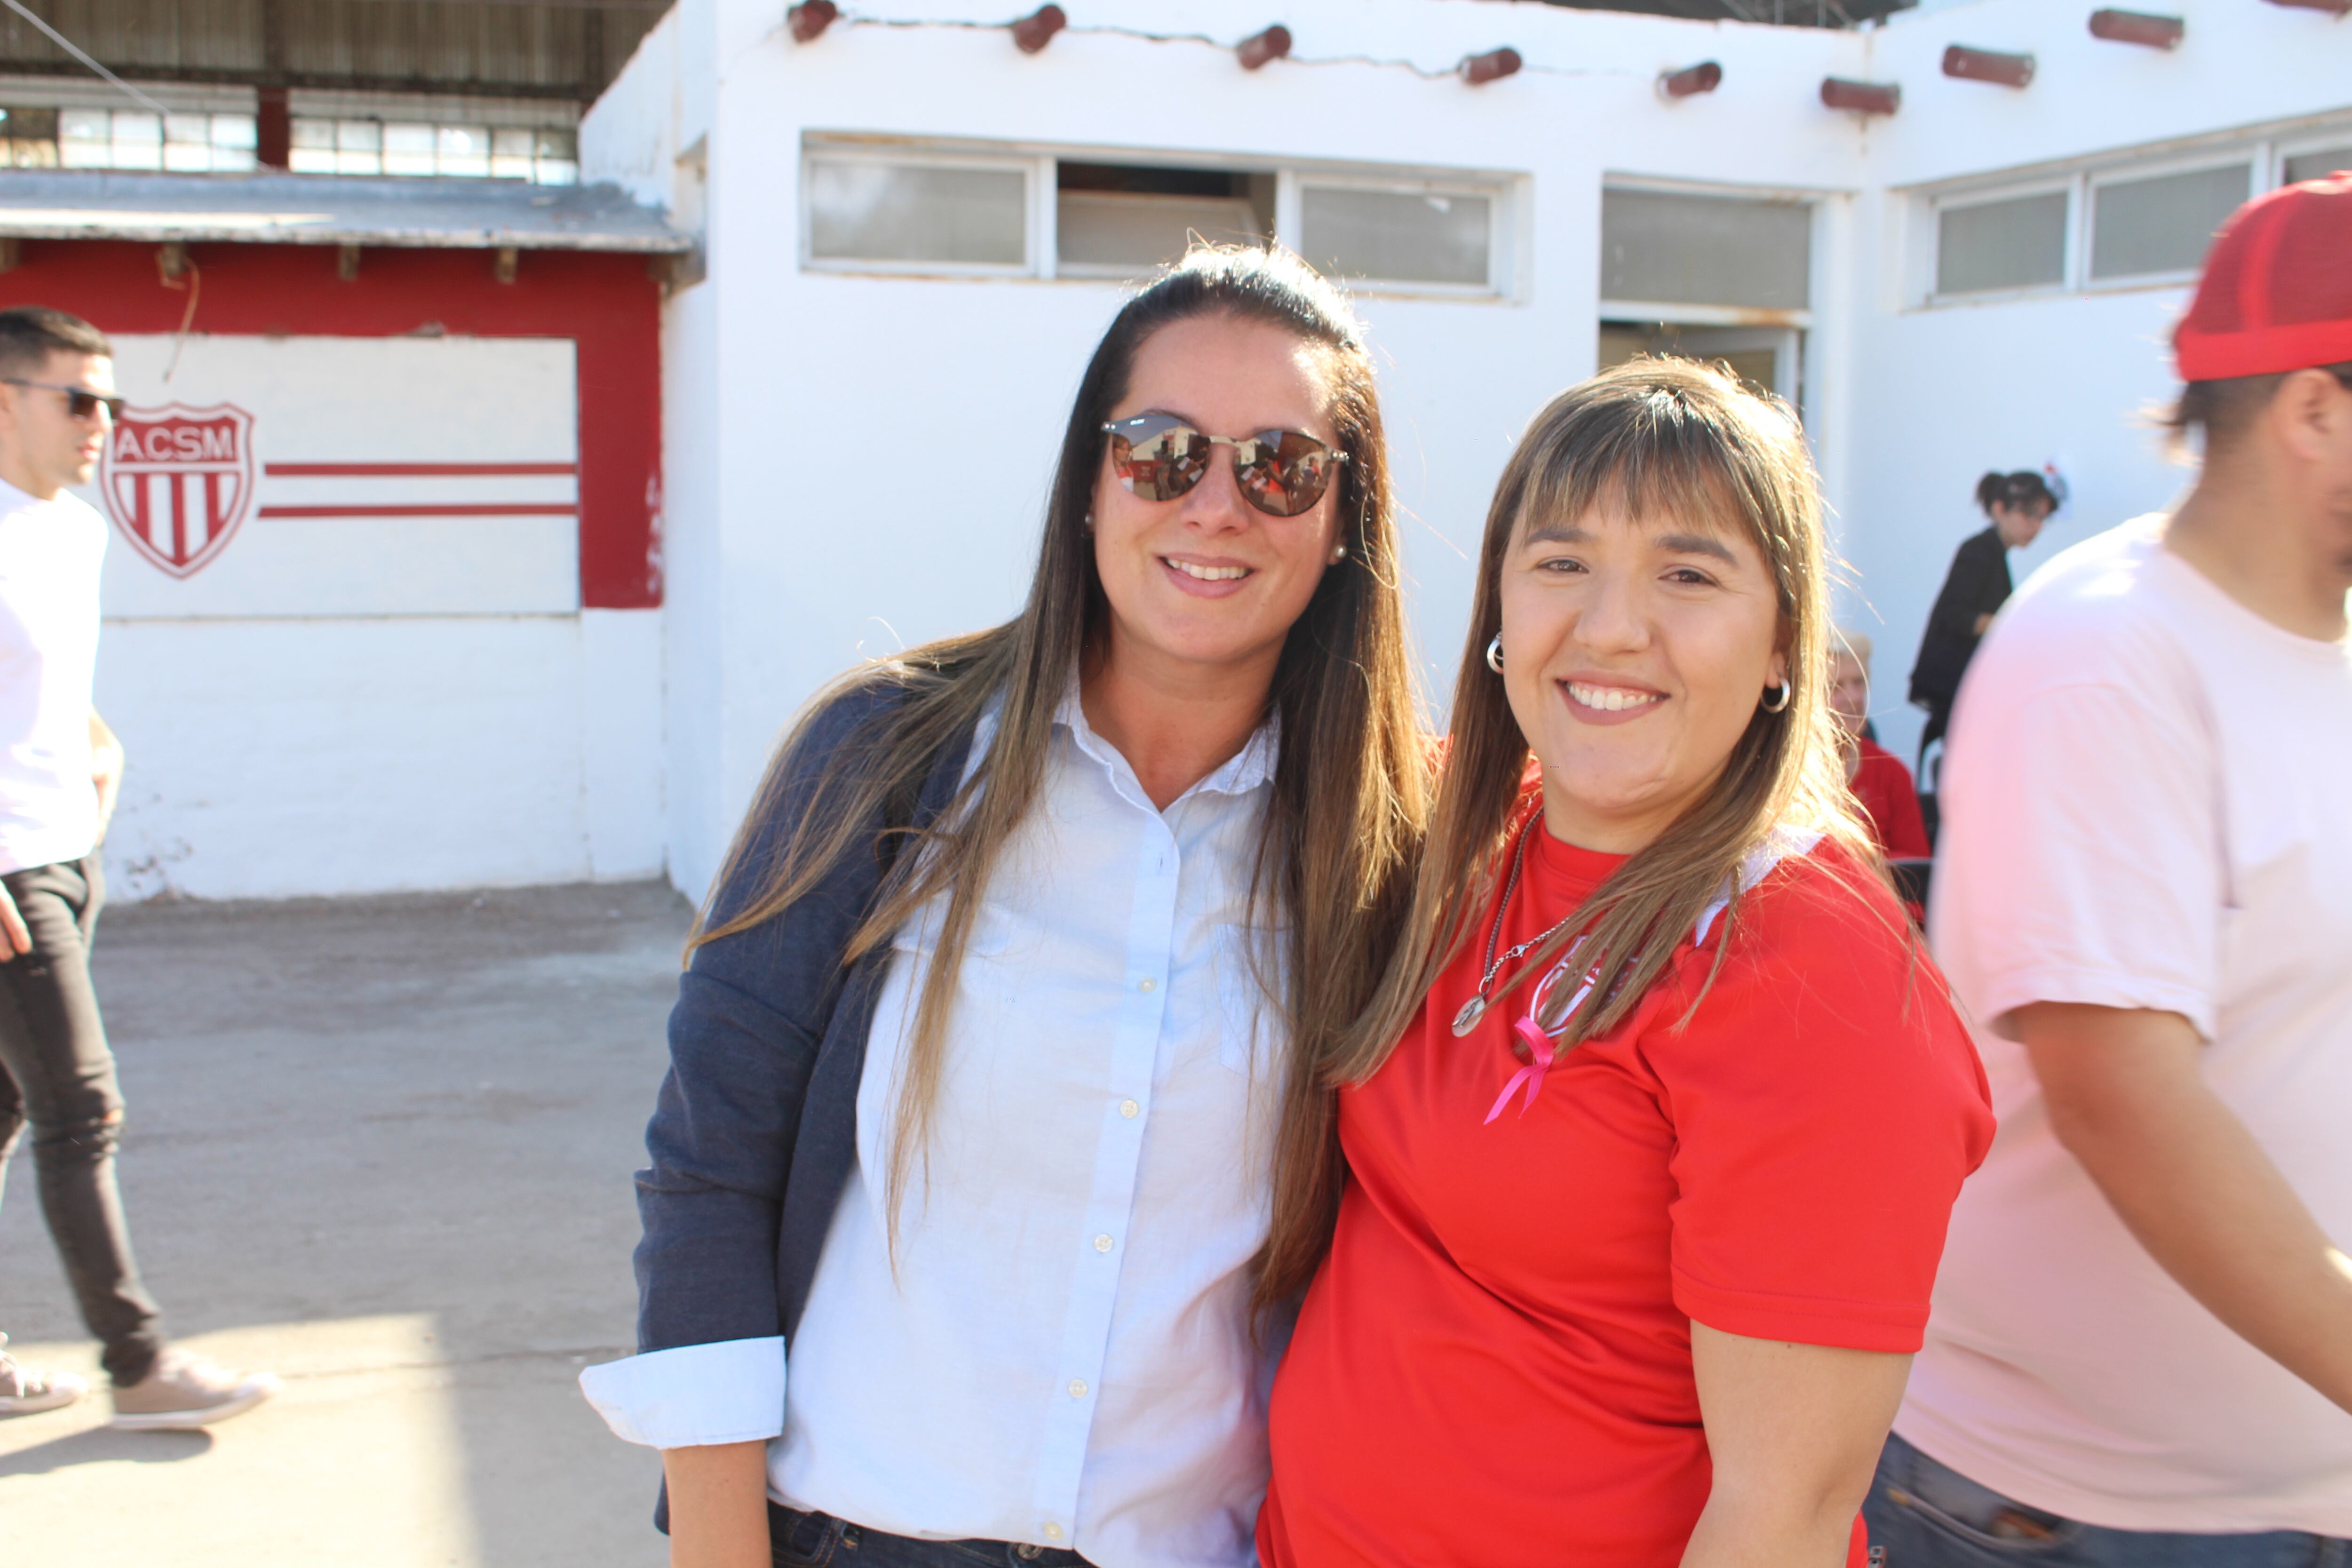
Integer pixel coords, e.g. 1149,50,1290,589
577,1336,786,1449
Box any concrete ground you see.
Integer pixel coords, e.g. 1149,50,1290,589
0,880,689,1567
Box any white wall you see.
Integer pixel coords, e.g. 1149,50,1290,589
80,334,664,899
585,0,2352,898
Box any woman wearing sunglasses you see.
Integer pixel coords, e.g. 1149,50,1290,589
1254,361,1994,1568
580,245,1425,1568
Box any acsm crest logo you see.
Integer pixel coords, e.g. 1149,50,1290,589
99,404,258,579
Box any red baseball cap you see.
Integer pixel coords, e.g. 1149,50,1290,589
2175,171,2352,382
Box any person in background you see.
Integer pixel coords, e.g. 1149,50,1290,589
1828,629,1929,860
0,305,277,1427
1907,468,2060,780
579,247,1427,1568
1256,360,1991,1568
1866,174,2352,1563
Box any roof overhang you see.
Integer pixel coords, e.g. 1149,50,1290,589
0,171,693,252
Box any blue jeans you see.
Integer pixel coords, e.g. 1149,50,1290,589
769,1505,1098,1568
1866,1433,2352,1567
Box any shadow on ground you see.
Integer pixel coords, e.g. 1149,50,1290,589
0,880,683,1567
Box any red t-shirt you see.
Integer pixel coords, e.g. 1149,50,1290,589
1851,738,1931,859
1260,808,1992,1568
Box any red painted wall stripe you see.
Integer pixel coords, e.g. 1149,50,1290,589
0,241,662,609
263,461,580,478
257,503,582,518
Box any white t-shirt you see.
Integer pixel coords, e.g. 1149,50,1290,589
0,479,104,875
1899,514,2352,1534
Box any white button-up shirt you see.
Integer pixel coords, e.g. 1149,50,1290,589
585,687,1285,1568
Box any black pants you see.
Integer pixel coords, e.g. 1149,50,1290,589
0,855,161,1386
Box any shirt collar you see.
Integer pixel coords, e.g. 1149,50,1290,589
1052,675,1281,801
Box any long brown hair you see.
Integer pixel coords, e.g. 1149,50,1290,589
1255,357,1883,1310
693,245,1428,1248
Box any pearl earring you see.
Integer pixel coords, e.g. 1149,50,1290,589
1330,543,1348,564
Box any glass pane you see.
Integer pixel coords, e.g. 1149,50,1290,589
533,159,579,186
163,142,212,172
1301,186,1490,287
437,125,487,157
111,138,162,170
383,123,434,156
60,109,107,144
491,127,533,158
1600,189,1811,309
287,148,336,175
164,113,209,147
335,148,381,176
2091,163,2250,280
383,152,434,176
2284,147,2352,186
211,148,254,174
491,156,532,180
336,119,381,153
809,159,1027,266
212,114,256,150
289,118,334,151
13,141,58,168
1057,191,1260,273
112,112,160,146
1937,191,2068,294
535,129,577,160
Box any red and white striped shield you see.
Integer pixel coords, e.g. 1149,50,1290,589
99,403,257,579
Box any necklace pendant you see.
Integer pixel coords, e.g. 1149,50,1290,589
1451,996,1488,1037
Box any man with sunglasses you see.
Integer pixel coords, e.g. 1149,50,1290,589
0,305,275,1429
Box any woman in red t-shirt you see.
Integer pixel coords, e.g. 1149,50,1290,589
1829,630,1931,859
1255,361,1994,1568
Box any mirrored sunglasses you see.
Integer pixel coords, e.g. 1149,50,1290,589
1102,412,1346,519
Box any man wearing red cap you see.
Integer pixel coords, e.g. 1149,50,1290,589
1864,175,2352,1562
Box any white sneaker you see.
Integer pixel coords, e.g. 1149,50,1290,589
109,1349,279,1431
0,1333,87,1417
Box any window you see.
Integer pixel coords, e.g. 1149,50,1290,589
1055,163,1270,279
2090,162,2251,282
288,119,577,183
801,139,1515,296
807,157,1030,270
2284,146,2352,185
0,108,57,167
1935,190,2068,296
56,109,255,173
1301,184,1493,290
1600,190,1811,311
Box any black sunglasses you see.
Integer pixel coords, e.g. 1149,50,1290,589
4,379,126,422
1102,412,1346,519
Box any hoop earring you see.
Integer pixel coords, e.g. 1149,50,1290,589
1760,682,1792,713
1485,636,1505,675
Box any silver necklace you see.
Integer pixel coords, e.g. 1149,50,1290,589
1450,822,1584,1038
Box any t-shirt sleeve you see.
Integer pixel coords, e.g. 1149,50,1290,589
1935,674,2218,1039
1653,870,1994,1353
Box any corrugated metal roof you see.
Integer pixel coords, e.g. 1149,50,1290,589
0,169,689,249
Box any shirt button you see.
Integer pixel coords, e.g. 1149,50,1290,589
1137,977,1156,993
1094,1234,1114,1253
1068,1378,1088,1398
1119,1098,1139,1119
1043,1523,1065,1542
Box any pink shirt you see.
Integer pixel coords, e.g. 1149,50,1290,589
1903,516,2352,1534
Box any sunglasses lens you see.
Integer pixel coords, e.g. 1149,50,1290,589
65,392,121,422
1110,420,1209,502
1235,431,1337,518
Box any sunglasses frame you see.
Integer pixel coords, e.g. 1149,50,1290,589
1101,411,1348,519
3,378,126,423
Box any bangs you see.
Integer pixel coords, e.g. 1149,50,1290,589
1505,365,1802,570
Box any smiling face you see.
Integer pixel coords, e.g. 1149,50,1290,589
1499,496,1787,853
1091,313,1343,692
0,350,113,501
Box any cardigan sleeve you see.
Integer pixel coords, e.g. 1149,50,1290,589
579,681,909,1448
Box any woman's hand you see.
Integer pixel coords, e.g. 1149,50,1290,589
663,1441,771,1568
1681,1323,1910,1568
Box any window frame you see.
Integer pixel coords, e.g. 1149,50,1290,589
2275,132,2352,189
1287,172,1510,300
1926,179,2076,305
1596,177,1822,328
799,144,1047,279
2082,152,2255,291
